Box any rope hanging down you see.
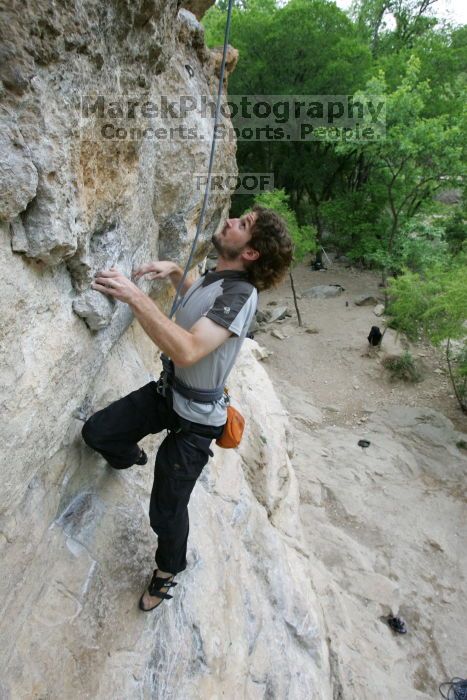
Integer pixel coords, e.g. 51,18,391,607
169,0,235,320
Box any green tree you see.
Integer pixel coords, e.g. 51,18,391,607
445,212,467,256
333,56,466,286
205,0,466,285
204,0,372,231
351,0,440,56
387,257,467,412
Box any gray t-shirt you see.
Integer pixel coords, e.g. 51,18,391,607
171,268,258,426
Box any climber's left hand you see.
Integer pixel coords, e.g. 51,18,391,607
92,268,143,306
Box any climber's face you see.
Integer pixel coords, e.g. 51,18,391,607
211,212,259,263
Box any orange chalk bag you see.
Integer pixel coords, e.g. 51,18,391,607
216,390,245,449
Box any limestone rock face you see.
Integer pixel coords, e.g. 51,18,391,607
0,2,330,697
0,117,38,222
0,0,238,519
182,0,216,21
0,335,331,699
1,0,236,305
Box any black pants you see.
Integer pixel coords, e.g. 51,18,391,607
81,381,224,575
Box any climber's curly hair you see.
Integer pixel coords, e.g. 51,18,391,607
245,205,293,291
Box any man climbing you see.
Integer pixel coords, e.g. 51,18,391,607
81,205,292,611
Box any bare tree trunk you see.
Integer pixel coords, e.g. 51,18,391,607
382,268,389,307
382,217,399,306
289,270,302,327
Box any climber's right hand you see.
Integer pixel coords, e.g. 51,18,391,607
132,261,177,282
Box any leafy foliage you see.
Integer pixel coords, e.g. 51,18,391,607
250,188,317,264
204,0,372,223
387,259,467,343
334,57,466,278
387,260,467,410
445,211,467,256
204,0,466,401
444,191,467,255
204,0,466,272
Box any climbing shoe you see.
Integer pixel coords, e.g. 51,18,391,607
139,570,177,612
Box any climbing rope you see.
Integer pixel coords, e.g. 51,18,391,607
169,0,235,320
439,678,467,700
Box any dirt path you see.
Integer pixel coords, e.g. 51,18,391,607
255,261,467,699
255,261,466,432
255,265,467,700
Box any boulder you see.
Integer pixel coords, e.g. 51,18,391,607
302,285,344,299
373,303,385,316
268,305,289,323
255,305,289,324
271,329,287,340
354,294,379,306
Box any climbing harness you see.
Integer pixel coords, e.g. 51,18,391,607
156,354,225,403
155,357,245,449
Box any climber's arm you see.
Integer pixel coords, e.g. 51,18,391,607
92,269,231,367
129,295,231,367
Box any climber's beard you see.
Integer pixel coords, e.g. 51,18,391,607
211,232,247,262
